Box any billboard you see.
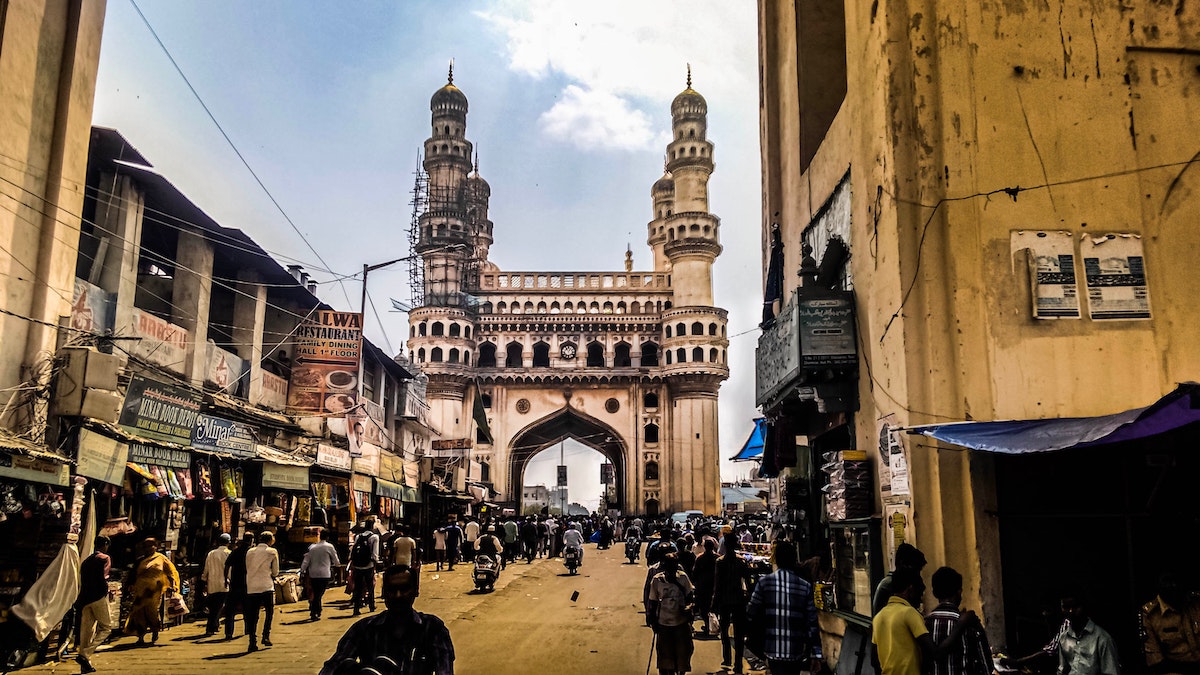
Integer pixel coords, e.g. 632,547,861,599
287,310,363,414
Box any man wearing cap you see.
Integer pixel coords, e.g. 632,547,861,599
202,533,232,637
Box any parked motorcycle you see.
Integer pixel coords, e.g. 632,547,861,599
473,554,500,591
624,537,640,564
563,544,582,575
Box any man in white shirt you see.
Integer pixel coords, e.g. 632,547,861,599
201,533,231,636
563,523,586,562
244,531,280,651
299,530,340,621
463,518,480,561
388,524,420,569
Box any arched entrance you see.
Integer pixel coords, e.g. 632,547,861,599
508,406,626,512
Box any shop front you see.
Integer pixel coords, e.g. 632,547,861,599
0,439,73,618
311,443,353,554
252,446,312,567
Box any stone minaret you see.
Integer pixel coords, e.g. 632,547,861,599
659,68,729,514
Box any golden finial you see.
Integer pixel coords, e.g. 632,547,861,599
686,63,692,89
448,59,454,84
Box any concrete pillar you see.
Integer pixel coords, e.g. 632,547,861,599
95,173,144,334
172,229,213,387
233,275,266,403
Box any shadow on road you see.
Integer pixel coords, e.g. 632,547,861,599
202,650,254,661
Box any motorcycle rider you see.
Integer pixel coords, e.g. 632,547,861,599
562,522,586,564
477,526,504,571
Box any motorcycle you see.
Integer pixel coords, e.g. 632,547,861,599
473,554,500,591
563,544,582,575
624,537,640,564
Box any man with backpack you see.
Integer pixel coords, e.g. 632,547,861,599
351,519,380,616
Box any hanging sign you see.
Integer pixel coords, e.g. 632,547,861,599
119,375,202,445
600,463,614,483
261,463,309,490
0,453,70,486
352,474,374,494
191,414,256,457
557,465,568,486
75,430,129,485
316,443,352,472
351,443,380,476
430,438,471,458
798,291,857,371
128,443,191,469
287,310,362,414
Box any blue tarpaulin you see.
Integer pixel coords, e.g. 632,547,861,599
731,418,767,461
905,383,1200,454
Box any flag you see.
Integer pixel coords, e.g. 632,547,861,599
472,387,493,444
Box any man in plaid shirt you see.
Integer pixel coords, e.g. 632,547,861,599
926,567,991,675
746,542,823,675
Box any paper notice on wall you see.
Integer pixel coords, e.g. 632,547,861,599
887,428,909,497
1012,231,1081,319
1081,234,1151,320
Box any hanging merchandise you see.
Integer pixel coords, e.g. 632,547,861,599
195,459,214,499
296,497,310,523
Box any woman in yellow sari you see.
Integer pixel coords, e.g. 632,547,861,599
124,537,180,645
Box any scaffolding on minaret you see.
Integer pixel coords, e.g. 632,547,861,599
407,151,428,308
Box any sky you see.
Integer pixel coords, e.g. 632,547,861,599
93,0,765,510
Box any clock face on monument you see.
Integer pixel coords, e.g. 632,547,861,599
560,344,577,360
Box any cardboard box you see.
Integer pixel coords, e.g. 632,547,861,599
79,389,123,422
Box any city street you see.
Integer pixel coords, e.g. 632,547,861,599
23,544,726,674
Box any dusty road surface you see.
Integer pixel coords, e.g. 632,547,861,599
21,543,730,674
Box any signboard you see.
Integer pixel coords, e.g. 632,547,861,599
1013,231,1081,319
287,310,363,414
261,463,309,490
70,279,114,334
351,474,373,494
557,464,568,486
119,375,202,445
351,443,380,476
316,443,352,472
128,443,191,469
755,291,801,406
191,414,256,457
379,451,405,483
258,371,289,412
127,309,189,374
429,438,471,458
0,453,70,486
376,478,403,500
798,292,857,371
205,343,246,395
1081,233,1151,320
600,463,614,484
75,429,128,485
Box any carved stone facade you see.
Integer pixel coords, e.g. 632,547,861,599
408,70,728,515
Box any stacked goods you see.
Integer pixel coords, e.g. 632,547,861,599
821,450,872,520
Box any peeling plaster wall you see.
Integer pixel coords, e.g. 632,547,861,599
759,0,1199,643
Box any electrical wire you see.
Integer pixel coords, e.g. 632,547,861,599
127,0,354,307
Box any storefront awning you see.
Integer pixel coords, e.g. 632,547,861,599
731,418,767,461
905,383,1200,454
376,478,403,500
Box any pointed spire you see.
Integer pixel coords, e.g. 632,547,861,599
686,63,692,89
448,59,455,84
624,245,633,272
473,148,479,174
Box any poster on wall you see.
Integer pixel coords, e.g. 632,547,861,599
287,310,363,414
1012,230,1081,319
126,309,189,374
70,279,114,334
879,425,909,498
75,429,129,485
1081,233,1151,320
119,375,202,445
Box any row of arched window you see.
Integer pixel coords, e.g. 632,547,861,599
428,143,468,157
413,347,472,365
413,321,472,338
665,222,717,241
664,321,723,338
665,347,726,364
481,299,670,316
670,145,708,160
476,341,659,368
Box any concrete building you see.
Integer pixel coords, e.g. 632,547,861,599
521,484,550,514
0,0,106,438
407,69,729,516
757,1,1199,669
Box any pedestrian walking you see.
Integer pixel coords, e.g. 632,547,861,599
442,519,463,571
201,533,231,637
432,526,447,570
388,525,420,570
745,541,823,675
690,537,717,636
712,534,753,673
647,544,696,675
244,531,280,651
871,568,933,675
223,532,254,640
300,530,340,621
874,543,927,615
351,520,381,614
75,535,112,674
123,537,179,646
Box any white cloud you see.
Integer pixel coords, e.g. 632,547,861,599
476,0,755,152
539,85,655,151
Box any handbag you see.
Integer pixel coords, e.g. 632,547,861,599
707,611,720,635
166,593,188,618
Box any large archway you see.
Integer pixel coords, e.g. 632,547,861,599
508,406,626,512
